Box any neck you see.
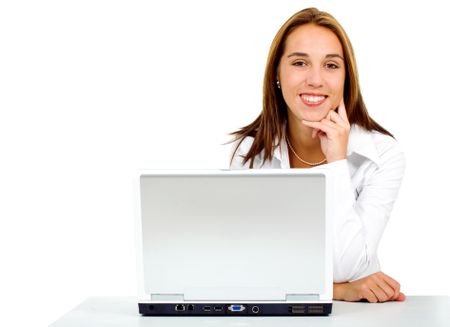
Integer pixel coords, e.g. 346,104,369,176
286,116,321,152
286,115,326,167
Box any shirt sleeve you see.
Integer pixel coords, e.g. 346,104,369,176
323,144,406,282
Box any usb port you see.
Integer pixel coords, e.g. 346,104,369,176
309,305,323,310
289,305,306,314
214,306,223,312
308,308,324,314
202,306,211,312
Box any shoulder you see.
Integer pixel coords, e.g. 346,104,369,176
229,136,269,169
372,130,402,153
371,130,405,168
229,136,255,169
234,136,255,153
348,125,405,168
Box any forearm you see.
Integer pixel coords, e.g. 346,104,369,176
333,282,348,301
320,153,405,281
321,160,369,281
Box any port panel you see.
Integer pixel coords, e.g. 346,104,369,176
139,303,332,316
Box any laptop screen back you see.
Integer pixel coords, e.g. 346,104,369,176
139,171,328,301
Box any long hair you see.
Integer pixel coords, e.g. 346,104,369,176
229,7,393,168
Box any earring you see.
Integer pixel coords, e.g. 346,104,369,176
276,80,281,89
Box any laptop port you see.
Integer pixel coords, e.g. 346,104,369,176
175,304,185,311
202,306,211,312
309,310,323,314
251,306,260,314
227,304,246,312
308,306,324,314
187,304,194,311
289,305,306,314
309,305,322,309
214,306,223,312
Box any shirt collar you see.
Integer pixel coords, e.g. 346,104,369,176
273,126,289,168
273,124,381,167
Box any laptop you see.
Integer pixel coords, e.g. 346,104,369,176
136,169,333,316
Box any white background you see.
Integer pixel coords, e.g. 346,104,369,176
1,0,449,326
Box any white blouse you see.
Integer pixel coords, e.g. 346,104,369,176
229,124,406,283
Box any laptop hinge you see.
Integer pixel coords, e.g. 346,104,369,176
150,293,321,301
286,294,320,301
151,294,184,301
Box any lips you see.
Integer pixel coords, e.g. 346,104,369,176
300,93,327,107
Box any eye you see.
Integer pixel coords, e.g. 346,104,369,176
292,60,307,67
325,62,340,70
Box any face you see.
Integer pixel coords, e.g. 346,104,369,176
277,24,346,122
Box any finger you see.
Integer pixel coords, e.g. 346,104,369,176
328,110,349,127
317,131,327,140
368,283,390,303
378,273,401,299
337,98,349,122
364,289,379,303
302,120,336,136
395,292,406,302
326,110,333,121
317,119,346,138
320,118,340,130
372,275,396,300
312,128,319,138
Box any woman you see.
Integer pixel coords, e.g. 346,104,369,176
229,7,406,303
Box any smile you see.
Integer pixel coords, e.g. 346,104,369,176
300,94,327,106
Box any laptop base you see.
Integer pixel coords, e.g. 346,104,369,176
139,302,332,316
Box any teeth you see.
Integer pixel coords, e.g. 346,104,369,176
301,95,325,103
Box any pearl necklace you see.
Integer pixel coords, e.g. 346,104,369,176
285,136,327,166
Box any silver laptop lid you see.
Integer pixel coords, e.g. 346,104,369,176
136,170,332,302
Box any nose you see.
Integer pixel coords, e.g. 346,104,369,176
306,67,324,88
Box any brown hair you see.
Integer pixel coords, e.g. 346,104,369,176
229,7,393,168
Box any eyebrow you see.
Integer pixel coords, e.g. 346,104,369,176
287,52,344,61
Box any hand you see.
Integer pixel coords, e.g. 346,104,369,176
333,271,406,303
301,98,350,163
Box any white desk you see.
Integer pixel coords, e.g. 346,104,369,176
49,296,450,327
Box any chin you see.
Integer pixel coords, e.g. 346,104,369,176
299,109,328,122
